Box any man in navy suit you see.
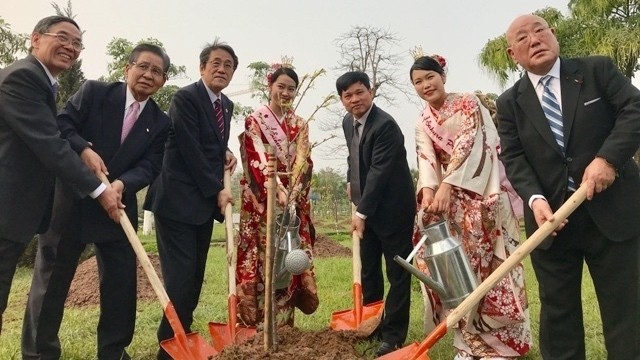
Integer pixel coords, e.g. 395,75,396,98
144,40,237,360
21,43,171,360
0,15,120,336
498,14,640,359
337,71,415,357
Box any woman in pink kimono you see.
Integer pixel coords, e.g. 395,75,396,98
236,66,318,327
410,55,531,359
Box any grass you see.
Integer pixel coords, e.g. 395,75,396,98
0,224,607,359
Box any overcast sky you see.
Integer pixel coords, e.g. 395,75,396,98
7,0,632,173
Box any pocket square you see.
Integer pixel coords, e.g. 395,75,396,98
584,97,601,106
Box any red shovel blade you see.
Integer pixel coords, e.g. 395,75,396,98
376,322,446,360
160,302,218,360
160,331,218,360
376,343,429,360
209,294,257,352
209,322,257,353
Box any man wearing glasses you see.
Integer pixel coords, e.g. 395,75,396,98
0,15,120,336
21,43,171,360
144,40,237,360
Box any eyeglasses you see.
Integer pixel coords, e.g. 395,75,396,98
130,61,166,79
207,60,234,72
42,32,84,52
512,26,552,47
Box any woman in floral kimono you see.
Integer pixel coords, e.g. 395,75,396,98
410,54,531,359
236,66,318,327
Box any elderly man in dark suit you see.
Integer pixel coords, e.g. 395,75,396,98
0,15,120,335
21,43,171,360
144,40,237,360
497,14,640,360
337,71,415,357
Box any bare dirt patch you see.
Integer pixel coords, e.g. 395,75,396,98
216,326,371,360
65,254,162,307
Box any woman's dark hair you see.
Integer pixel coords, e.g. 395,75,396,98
270,67,299,87
410,56,445,81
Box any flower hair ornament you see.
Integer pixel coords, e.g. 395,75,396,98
266,56,295,85
430,54,447,73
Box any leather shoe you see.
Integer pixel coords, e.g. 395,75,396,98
375,341,401,357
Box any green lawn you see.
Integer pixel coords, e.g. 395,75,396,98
0,224,606,359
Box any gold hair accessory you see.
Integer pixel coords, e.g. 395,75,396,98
410,46,425,61
280,55,294,69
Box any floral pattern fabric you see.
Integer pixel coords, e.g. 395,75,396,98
414,93,531,357
236,105,318,328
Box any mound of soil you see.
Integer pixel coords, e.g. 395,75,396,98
66,235,350,307
216,326,370,360
314,234,351,258
65,254,162,307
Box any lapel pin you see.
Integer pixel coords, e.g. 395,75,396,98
146,128,149,132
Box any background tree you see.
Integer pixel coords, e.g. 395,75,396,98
310,168,350,233
334,25,409,104
0,17,28,68
100,37,187,111
319,25,415,161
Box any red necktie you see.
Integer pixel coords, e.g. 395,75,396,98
121,101,140,143
214,99,225,139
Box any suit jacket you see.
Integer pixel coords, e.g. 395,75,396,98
0,55,101,243
343,104,415,236
50,81,170,243
497,56,640,248
145,79,233,225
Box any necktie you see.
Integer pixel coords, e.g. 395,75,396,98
51,82,59,100
350,121,362,205
540,75,576,191
121,101,140,143
214,99,225,139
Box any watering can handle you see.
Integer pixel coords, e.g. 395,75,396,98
416,208,462,236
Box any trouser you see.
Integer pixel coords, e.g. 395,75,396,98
154,214,213,360
360,223,413,345
22,227,136,360
0,237,28,334
531,204,640,360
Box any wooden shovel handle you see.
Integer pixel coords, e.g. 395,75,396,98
445,185,588,327
97,174,170,309
223,170,237,296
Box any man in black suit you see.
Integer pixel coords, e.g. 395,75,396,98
497,14,640,360
0,16,120,335
144,40,237,360
21,43,171,360
337,71,415,357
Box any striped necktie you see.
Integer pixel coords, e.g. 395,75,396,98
51,82,59,99
540,75,576,191
349,121,362,205
214,99,225,139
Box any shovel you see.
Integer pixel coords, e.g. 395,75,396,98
99,174,217,360
381,185,588,360
330,230,384,335
209,170,257,352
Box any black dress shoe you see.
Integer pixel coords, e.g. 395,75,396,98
375,341,401,357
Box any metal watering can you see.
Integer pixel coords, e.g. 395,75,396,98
394,211,478,309
274,209,310,289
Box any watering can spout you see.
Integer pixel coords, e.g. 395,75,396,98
393,255,447,298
